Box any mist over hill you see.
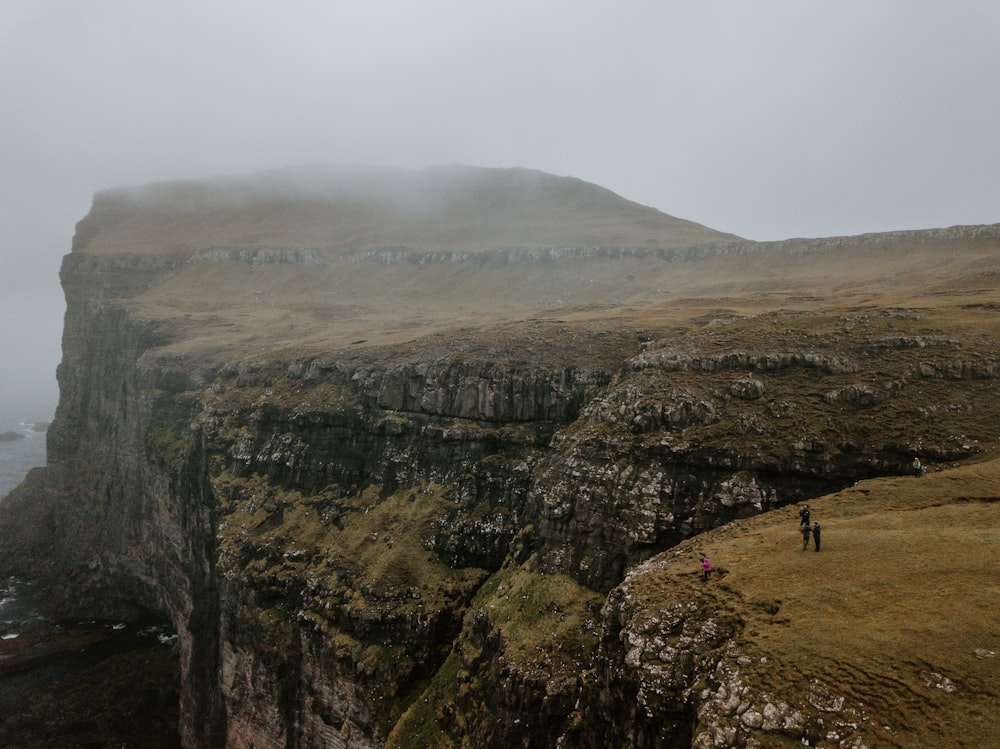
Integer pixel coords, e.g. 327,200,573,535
65,165,1000,367
73,165,742,256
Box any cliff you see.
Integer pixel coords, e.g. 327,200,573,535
1,165,998,748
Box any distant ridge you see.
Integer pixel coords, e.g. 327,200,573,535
72,165,743,256
56,165,1000,362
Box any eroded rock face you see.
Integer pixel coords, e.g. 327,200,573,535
2,203,999,748
575,554,872,749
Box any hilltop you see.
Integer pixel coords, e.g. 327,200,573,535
65,165,1000,367
72,164,741,256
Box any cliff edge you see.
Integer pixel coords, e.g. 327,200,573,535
0,165,998,748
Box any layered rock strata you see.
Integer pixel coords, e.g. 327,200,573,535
2,169,998,747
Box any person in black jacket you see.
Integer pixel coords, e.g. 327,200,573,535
812,521,821,552
799,504,811,528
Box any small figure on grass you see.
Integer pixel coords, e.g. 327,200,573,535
812,521,821,552
799,504,811,528
701,556,712,581
801,522,812,550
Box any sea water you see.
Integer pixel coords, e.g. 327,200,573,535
0,420,48,500
0,417,180,743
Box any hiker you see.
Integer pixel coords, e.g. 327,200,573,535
812,521,821,552
912,457,923,476
799,504,811,527
701,557,711,581
801,522,812,550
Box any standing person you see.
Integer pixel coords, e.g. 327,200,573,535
701,556,711,581
801,522,812,550
799,504,811,528
812,521,821,552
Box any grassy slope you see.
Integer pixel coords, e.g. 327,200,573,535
630,457,999,747
75,165,740,257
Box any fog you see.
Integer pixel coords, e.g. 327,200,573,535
2,1,999,422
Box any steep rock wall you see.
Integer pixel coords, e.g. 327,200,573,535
2,223,998,747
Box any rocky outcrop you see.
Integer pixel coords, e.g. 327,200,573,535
2,170,999,748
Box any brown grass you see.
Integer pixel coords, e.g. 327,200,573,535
119,234,1000,370
631,457,1000,747
76,166,739,256
75,167,1000,365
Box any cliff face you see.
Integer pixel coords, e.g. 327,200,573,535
2,167,998,748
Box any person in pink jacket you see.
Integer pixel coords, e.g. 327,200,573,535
701,556,712,581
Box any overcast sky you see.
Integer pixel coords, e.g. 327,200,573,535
2,1,999,420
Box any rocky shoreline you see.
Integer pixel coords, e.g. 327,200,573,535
0,579,180,748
